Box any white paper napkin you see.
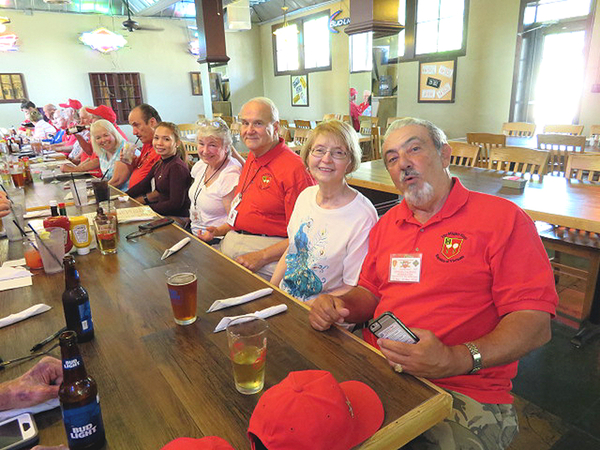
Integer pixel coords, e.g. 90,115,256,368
161,237,191,260
213,304,288,333
0,399,60,422
0,266,32,281
206,288,273,313
0,304,51,329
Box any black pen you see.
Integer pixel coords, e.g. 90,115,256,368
30,327,67,353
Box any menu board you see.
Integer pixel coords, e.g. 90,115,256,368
291,74,309,107
418,60,456,103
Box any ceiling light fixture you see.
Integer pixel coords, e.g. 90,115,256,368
273,0,298,37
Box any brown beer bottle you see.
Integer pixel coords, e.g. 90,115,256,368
62,255,95,342
58,331,106,450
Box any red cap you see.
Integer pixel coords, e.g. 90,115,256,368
248,370,384,450
350,88,358,97
86,105,117,123
59,99,82,110
160,437,235,450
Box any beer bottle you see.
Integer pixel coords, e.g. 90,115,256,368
66,125,89,135
62,255,95,342
58,330,106,450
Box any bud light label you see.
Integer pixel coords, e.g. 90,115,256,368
78,301,94,333
61,395,105,448
63,356,82,370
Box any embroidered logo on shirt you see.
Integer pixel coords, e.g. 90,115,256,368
436,232,467,262
260,173,273,189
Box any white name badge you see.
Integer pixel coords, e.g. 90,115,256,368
226,194,242,227
389,254,422,283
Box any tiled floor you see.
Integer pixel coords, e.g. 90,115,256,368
510,320,600,449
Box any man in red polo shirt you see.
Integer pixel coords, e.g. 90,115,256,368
199,97,315,280
128,104,162,188
309,118,558,450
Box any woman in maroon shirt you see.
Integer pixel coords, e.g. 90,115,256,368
126,122,191,217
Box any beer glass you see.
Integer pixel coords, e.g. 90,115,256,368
94,214,117,255
226,316,268,395
165,265,198,325
91,179,110,203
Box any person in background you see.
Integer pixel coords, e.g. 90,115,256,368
271,120,377,305
90,119,135,189
29,110,56,141
349,88,361,132
60,106,103,177
128,104,162,188
49,106,78,154
43,104,57,128
127,122,191,217
309,117,559,450
86,105,127,140
188,118,242,242
198,97,315,280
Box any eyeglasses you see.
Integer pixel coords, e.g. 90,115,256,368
310,147,348,160
197,119,227,130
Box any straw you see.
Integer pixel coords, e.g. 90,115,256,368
13,219,39,251
27,223,63,268
99,169,108,182
70,173,82,205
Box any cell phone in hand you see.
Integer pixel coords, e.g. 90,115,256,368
0,413,38,450
368,311,419,344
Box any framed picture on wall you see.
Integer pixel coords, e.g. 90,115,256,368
291,74,309,107
190,72,202,96
418,59,457,103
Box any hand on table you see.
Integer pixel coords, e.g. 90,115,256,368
235,250,266,272
309,294,350,331
378,329,469,379
2,357,62,410
60,163,75,173
0,192,9,218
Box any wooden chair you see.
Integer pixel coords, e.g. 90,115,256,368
229,121,241,142
221,116,234,127
293,128,310,146
448,141,480,167
371,126,382,160
565,153,600,182
322,113,340,121
181,140,197,168
501,122,536,137
466,133,506,167
589,125,600,145
359,116,379,127
279,125,293,143
341,115,351,125
543,124,584,135
386,117,406,130
177,123,197,138
359,121,377,161
294,119,312,130
488,146,549,175
537,134,586,175
279,119,290,128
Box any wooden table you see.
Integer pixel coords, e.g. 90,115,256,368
350,160,600,234
0,182,451,449
452,136,600,153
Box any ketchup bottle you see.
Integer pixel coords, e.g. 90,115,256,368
44,200,73,253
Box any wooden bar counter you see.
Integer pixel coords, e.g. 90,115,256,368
0,181,451,449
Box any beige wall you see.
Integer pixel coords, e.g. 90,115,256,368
0,10,262,138
259,2,350,122
579,1,600,129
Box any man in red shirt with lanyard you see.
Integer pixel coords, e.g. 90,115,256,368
309,118,558,450
128,104,162,188
199,97,315,280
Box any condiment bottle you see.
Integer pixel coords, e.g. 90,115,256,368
70,216,92,255
44,200,73,253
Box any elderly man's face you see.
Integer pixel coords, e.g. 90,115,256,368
383,124,451,209
239,101,278,157
79,110,93,126
43,106,56,119
129,107,157,145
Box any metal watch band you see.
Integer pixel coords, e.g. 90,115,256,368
464,342,482,374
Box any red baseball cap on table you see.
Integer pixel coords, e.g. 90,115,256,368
59,99,82,110
248,370,384,450
86,105,117,123
160,437,235,450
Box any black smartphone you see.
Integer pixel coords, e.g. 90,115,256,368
0,413,38,450
139,217,174,231
368,311,419,344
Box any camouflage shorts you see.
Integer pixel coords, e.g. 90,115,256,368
402,390,519,450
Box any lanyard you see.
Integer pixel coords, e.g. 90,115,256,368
238,159,269,199
193,157,228,208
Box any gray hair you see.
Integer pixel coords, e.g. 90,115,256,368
385,117,447,153
240,97,279,123
90,119,124,157
196,117,233,152
300,120,362,174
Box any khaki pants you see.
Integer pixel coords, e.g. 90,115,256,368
220,231,284,281
403,390,519,450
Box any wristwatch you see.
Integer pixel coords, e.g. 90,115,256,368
464,342,482,374
143,194,150,205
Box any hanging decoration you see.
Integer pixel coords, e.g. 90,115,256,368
0,34,18,52
79,27,126,53
188,29,199,56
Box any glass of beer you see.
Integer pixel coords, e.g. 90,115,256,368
226,316,268,395
165,265,198,325
93,214,117,255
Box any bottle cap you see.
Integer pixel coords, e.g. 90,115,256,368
49,200,58,207
77,246,90,256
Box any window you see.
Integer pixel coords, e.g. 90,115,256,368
523,0,592,25
88,73,143,124
0,73,27,103
395,0,469,61
272,11,331,75
350,32,373,72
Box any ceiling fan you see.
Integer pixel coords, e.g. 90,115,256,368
122,0,164,32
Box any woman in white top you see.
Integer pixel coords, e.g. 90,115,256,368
271,120,378,304
188,118,242,241
29,110,55,140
